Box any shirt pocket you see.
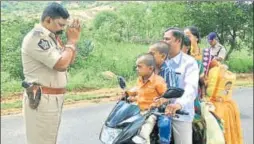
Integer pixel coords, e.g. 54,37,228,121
175,70,184,87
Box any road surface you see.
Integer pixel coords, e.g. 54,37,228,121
1,87,253,144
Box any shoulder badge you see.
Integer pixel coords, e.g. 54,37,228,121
38,39,50,50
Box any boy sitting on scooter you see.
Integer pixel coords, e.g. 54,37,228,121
125,53,167,144
148,41,177,144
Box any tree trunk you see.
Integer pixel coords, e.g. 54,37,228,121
225,29,237,61
220,23,225,45
225,43,235,61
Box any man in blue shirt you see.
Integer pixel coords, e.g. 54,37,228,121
163,28,199,144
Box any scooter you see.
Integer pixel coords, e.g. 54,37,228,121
99,76,188,144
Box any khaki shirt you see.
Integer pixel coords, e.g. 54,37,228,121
21,24,67,88
210,42,227,60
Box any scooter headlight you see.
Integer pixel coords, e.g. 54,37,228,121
100,125,122,144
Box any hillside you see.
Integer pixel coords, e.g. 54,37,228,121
1,1,253,93
1,1,126,22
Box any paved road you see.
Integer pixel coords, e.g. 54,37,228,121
1,87,253,144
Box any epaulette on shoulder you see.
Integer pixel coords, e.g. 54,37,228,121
32,28,46,38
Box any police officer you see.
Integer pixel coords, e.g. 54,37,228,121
21,2,81,144
207,32,227,62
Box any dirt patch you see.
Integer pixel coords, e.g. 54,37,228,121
1,108,22,116
1,94,119,116
69,87,100,93
69,5,115,23
70,88,121,96
236,73,253,86
1,73,252,116
1,88,120,103
1,88,121,116
1,93,23,103
236,73,253,81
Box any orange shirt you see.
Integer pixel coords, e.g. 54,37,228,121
136,73,167,111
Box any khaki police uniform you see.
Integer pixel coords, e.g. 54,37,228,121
21,23,67,144
210,42,227,60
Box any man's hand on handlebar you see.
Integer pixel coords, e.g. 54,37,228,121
165,103,182,117
149,97,169,110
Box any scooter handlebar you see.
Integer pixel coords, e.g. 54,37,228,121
176,110,189,115
151,108,189,116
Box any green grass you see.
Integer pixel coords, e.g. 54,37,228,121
1,100,22,110
226,58,253,73
1,41,252,96
1,42,147,94
1,72,23,97
1,80,22,94
67,41,148,90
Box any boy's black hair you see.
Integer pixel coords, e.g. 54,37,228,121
183,35,191,55
41,2,70,22
136,53,156,71
149,41,169,57
183,35,191,47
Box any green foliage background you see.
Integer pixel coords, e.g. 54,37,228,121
1,1,253,94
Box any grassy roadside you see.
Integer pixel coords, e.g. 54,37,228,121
234,81,253,87
0,88,122,115
1,93,115,110
1,76,253,116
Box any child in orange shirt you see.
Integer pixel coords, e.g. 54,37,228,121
126,53,167,144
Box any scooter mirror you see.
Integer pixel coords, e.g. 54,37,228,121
117,76,127,89
132,135,146,144
162,87,185,99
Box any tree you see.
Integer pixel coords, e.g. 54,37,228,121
1,18,37,79
115,2,187,43
93,11,125,42
185,1,253,60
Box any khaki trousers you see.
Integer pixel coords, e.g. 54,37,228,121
139,113,157,144
23,93,64,144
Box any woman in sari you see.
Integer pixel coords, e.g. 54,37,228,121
183,28,225,144
207,64,243,144
198,31,243,144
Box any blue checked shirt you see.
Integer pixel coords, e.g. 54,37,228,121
161,52,199,122
159,62,179,88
